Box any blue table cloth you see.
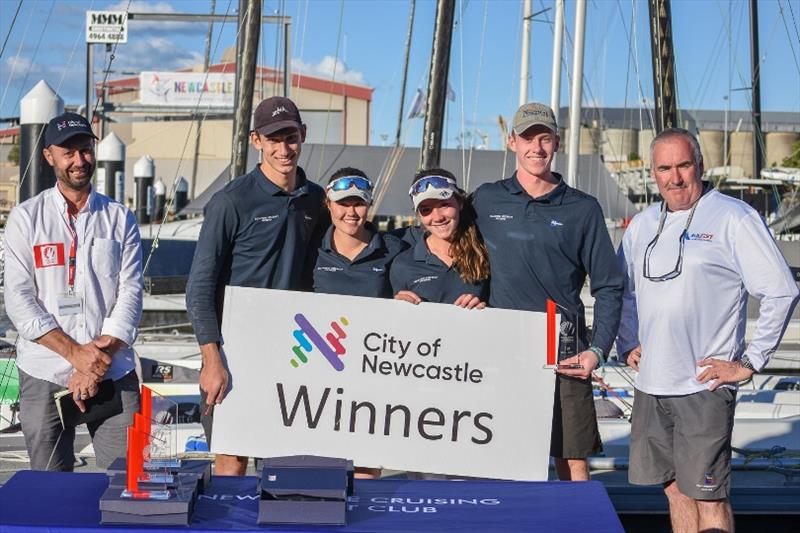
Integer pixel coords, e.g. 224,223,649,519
0,470,623,532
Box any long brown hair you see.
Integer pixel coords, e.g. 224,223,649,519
413,169,490,284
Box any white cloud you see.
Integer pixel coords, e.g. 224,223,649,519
292,56,366,85
111,37,204,71
105,1,196,33
2,57,84,109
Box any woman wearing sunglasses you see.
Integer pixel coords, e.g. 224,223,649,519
313,168,406,480
390,169,490,308
314,167,405,298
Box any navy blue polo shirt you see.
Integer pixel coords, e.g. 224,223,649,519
389,236,488,304
472,172,622,357
187,165,326,345
313,224,406,298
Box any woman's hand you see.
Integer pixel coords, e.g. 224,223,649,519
394,290,422,305
453,293,486,309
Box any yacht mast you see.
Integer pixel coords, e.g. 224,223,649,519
231,0,261,180
519,0,532,107
550,0,564,164
749,0,763,178
566,0,586,187
648,0,678,132
420,0,455,171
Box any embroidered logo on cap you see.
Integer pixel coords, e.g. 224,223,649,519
272,106,287,117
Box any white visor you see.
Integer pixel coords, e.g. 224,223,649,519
327,187,372,204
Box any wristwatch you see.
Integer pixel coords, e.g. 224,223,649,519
738,355,756,372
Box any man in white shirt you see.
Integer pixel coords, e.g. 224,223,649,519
4,112,143,471
616,128,798,533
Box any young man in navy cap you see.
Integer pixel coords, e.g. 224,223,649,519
186,96,327,475
4,112,143,470
472,103,623,481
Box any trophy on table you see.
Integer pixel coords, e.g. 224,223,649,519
99,385,207,525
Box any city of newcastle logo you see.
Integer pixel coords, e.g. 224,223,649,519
290,313,349,371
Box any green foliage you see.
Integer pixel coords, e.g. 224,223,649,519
7,144,19,165
780,140,800,168
628,151,641,161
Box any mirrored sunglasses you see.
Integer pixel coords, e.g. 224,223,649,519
326,176,373,192
408,175,459,196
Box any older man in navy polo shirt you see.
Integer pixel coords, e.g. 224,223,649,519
472,103,623,481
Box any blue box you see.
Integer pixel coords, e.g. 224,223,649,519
258,458,351,525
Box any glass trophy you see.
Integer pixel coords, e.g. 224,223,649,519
121,386,182,499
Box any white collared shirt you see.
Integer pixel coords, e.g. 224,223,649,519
4,185,143,387
616,189,799,395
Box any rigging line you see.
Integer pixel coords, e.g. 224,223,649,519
0,0,38,115
458,0,466,184
786,0,800,42
14,0,94,191
273,0,284,97
778,0,800,75
259,1,265,99
0,0,23,59
686,8,728,110
142,0,236,274
629,0,654,138
465,0,488,191
17,0,56,105
615,0,635,159
293,0,309,91
92,0,135,122
630,0,650,203
316,0,346,182
500,0,525,180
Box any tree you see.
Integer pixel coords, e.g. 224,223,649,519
7,144,19,165
781,140,800,168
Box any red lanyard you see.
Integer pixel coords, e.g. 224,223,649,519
65,213,78,293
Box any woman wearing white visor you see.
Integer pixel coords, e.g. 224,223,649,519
313,168,406,480
390,169,489,308
314,167,406,298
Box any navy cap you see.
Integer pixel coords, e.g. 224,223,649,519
44,112,98,147
252,96,303,136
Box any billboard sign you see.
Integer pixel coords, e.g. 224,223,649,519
86,11,128,44
213,287,558,481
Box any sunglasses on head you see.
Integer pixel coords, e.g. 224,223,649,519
326,176,373,192
408,175,459,196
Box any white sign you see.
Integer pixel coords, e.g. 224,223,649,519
139,72,235,107
86,11,128,44
213,287,558,481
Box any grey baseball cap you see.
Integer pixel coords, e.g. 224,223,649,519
513,102,558,134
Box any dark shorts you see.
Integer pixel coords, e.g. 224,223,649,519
629,388,736,500
550,374,602,458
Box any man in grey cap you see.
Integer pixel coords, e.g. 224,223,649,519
186,96,327,475
472,102,622,480
4,112,143,470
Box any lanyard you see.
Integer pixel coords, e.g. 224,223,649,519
64,212,78,294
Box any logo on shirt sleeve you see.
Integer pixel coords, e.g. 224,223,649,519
33,243,65,268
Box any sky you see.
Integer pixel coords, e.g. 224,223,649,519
0,0,798,150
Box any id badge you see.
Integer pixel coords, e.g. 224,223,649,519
57,294,83,316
